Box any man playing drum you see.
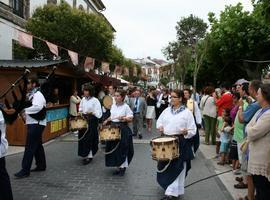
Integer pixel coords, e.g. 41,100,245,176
78,84,102,165
103,90,134,176
156,89,196,200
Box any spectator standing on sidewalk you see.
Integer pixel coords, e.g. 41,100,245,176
233,83,249,188
200,86,217,145
216,83,233,117
237,80,262,200
246,84,270,200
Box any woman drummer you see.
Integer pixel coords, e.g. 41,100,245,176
78,84,102,165
156,89,196,200
103,89,134,176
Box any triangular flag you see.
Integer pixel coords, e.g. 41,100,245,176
84,57,95,72
123,67,129,76
101,62,110,73
133,66,137,76
68,50,78,66
46,41,58,56
16,30,34,49
114,65,122,75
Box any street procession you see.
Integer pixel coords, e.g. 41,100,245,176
0,0,270,200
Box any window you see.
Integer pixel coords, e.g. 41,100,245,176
13,0,24,18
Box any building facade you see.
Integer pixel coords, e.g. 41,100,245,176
133,57,167,87
0,0,112,59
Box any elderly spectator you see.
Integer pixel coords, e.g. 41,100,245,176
237,80,262,200
216,83,233,117
246,84,270,200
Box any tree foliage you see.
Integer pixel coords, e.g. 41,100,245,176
24,2,116,62
201,3,270,85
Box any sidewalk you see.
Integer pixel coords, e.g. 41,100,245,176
199,133,247,200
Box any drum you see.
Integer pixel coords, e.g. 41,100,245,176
99,125,121,142
103,95,113,109
70,116,88,131
150,136,179,161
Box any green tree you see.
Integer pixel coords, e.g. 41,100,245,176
163,42,192,89
204,3,270,84
163,15,207,90
25,2,114,62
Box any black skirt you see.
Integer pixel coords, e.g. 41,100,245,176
78,115,99,157
157,136,193,190
105,122,134,167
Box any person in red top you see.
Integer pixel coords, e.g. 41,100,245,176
216,83,233,116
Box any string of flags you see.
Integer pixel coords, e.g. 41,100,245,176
0,19,147,78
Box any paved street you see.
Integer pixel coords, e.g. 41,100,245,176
6,130,233,200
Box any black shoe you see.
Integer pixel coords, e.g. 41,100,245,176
118,168,126,176
30,167,46,172
113,169,121,175
83,158,92,165
14,171,30,179
160,196,178,200
138,134,142,139
132,134,137,137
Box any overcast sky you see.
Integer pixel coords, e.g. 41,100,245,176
102,0,253,60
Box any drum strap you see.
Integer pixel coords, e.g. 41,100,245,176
101,142,120,155
157,159,172,173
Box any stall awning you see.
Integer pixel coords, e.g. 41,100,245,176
0,59,68,68
85,72,121,86
86,71,101,83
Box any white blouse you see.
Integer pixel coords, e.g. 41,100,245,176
79,97,102,119
0,111,8,158
110,103,133,122
156,107,197,139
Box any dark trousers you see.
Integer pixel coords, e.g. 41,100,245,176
253,175,270,200
0,157,13,200
21,124,46,173
133,113,143,135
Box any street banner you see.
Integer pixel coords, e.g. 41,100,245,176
16,30,34,49
101,62,110,73
46,41,58,56
84,57,95,72
68,50,78,66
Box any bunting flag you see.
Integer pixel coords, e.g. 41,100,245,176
84,57,95,72
141,68,146,76
16,30,34,49
68,50,78,66
101,62,110,73
123,67,129,76
46,41,58,56
114,65,122,76
133,66,137,76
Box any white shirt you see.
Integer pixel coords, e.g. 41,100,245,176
110,103,133,122
0,111,8,158
156,107,197,139
187,99,202,125
200,95,217,118
25,91,47,126
79,97,102,119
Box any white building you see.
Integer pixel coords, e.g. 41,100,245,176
133,57,168,87
0,0,112,59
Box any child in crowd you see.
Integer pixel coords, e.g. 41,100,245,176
217,109,233,165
